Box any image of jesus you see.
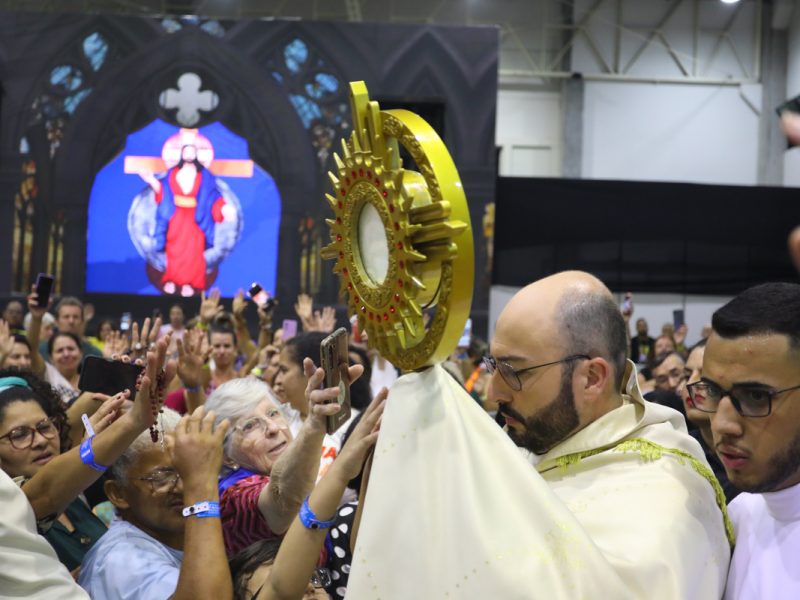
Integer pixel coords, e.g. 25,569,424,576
139,144,236,296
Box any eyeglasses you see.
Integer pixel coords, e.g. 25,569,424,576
0,417,59,450
234,409,284,437
686,380,800,418
310,567,331,588
483,354,590,391
134,469,181,493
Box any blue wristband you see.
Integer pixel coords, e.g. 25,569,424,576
299,496,336,530
182,501,220,519
79,437,108,473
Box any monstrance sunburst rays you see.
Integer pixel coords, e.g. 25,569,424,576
321,81,474,371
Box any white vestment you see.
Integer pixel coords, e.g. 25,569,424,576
347,362,730,599
724,482,800,599
0,470,89,599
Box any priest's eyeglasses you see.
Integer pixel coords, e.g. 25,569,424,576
686,380,800,418
0,417,59,450
483,354,590,391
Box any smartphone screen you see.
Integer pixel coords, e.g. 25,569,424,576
34,273,54,308
673,309,685,330
281,319,298,341
120,312,132,332
78,356,143,396
248,282,271,308
320,327,351,435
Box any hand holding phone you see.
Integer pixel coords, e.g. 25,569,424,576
320,327,351,435
248,282,276,310
33,273,54,309
78,356,143,396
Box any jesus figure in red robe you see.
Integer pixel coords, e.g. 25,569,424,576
140,144,235,296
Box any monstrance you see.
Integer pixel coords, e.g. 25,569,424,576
321,81,473,371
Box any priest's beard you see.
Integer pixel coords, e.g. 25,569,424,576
744,429,800,493
500,367,580,455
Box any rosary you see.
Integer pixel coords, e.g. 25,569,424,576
136,369,168,447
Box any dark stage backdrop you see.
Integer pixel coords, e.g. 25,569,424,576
0,14,497,333
494,177,800,295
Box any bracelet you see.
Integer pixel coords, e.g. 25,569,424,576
299,496,336,530
182,501,220,519
79,437,108,473
185,385,202,393
195,321,209,330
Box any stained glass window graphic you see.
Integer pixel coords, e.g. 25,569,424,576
284,39,308,73
50,65,83,91
265,37,348,173
83,32,109,71
289,94,322,128
64,89,92,115
305,73,338,99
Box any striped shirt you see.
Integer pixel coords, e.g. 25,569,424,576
220,473,279,556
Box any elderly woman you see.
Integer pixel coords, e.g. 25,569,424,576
205,356,363,557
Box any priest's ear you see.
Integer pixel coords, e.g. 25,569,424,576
580,356,614,401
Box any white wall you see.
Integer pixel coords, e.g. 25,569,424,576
582,81,761,184
488,285,730,348
784,4,800,187
495,88,562,177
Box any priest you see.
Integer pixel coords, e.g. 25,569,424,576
347,271,731,598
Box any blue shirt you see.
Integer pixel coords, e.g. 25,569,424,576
78,519,183,599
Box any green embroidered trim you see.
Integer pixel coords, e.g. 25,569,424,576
555,437,735,548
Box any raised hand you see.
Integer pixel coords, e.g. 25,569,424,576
301,357,363,433
84,392,129,439
674,323,688,346
126,335,176,433
167,406,229,490
294,293,314,331
232,289,248,319
176,328,209,389
0,320,14,364
130,316,162,361
331,387,386,484
27,284,49,319
315,306,336,333
103,330,130,359
199,288,223,325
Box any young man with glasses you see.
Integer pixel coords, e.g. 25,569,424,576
484,271,731,598
79,406,233,600
695,282,800,600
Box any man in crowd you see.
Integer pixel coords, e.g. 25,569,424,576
698,282,800,599
652,351,686,394
487,271,730,597
630,317,654,364
2,301,25,336
39,297,102,360
79,407,232,599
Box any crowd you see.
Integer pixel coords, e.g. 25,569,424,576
0,272,798,599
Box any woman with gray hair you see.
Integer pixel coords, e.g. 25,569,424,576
205,356,364,557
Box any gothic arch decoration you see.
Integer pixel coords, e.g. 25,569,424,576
11,27,131,293
48,25,318,297
260,34,351,296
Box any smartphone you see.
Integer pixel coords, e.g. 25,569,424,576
78,356,143,396
320,327,351,435
120,312,132,332
621,292,633,315
34,273,54,308
248,283,276,310
673,309,685,330
281,319,298,341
